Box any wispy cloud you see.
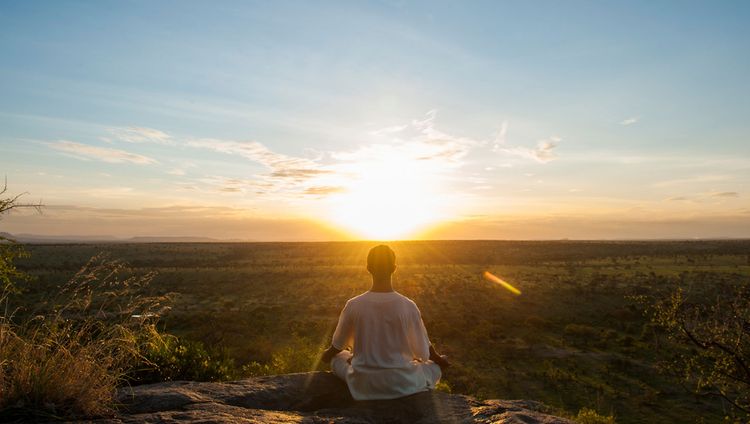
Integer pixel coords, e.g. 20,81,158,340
197,175,271,195
653,175,732,188
1,205,344,241
81,187,137,198
620,117,639,126
491,121,560,163
663,191,740,202
710,191,739,198
71,113,562,200
341,111,478,166
368,124,409,136
493,121,508,146
495,136,560,163
108,127,173,144
166,168,186,176
186,111,481,197
304,186,346,196
49,141,157,164
187,139,329,186
220,187,242,193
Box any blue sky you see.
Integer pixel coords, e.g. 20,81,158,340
1,1,748,240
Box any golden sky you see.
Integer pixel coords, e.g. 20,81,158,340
2,2,749,240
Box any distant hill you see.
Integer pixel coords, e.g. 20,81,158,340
127,236,226,243
0,233,246,243
1,232,122,243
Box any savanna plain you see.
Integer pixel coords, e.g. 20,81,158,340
14,240,750,423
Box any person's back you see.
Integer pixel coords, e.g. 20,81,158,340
321,245,450,400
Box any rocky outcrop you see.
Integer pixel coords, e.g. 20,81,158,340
94,372,573,423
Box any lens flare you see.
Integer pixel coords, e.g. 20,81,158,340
483,271,522,296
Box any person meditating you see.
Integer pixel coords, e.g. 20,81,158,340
321,244,451,400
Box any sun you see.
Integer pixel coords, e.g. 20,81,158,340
325,154,446,240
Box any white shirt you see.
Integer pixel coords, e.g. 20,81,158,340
331,290,435,400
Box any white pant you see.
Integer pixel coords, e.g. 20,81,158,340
331,350,355,380
331,350,442,400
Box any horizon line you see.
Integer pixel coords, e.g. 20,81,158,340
4,232,750,244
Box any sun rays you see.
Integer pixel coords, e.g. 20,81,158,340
325,150,449,240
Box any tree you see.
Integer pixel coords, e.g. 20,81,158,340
0,179,41,292
647,282,750,418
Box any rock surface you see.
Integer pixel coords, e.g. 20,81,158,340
92,372,573,423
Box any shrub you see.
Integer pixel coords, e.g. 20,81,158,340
0,239,29,294
574,407,616,423
645,284,750,418
563,324,600,344
618,335,635,347
435,380,452,393
243,334,323,376
524,315,548,329
131,326,237,384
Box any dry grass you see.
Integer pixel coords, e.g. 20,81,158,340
0,322,121,418
0,254,171,420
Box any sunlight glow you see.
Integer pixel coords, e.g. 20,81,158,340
483,271,522,296
325,149,447,240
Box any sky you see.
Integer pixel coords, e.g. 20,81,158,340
1,1,749,240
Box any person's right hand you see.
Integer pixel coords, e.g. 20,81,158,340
436,354,451,369
320,345,341,364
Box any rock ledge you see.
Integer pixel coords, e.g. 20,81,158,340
97,372,572,423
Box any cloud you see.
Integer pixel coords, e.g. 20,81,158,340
409,111,479,164
491,122,560,163
108,127,173,144
368,124,409,136
49,141,157,164
169,113,559,199
304,186,346,195
81,187,137,199
187,139,329,189
186,112,480,197
620,117,639,126
0,205,346,241
269,168,330,181
197,175,269,195
166,168,186,176
493,121,508,146
663,191,739,202
710,191,739,198
653,175,731,187
496,136,560,163
426,213,750,240
343,111,478,167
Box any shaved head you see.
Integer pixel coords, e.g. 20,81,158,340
367,244,396,276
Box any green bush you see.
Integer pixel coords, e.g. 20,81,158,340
243,334,323,376
0,239,30,293
130,326,238,384
435,380,452,393
574,407,616,423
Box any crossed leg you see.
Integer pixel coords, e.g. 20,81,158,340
331,350,353,381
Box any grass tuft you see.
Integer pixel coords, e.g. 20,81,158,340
0,254,169,420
